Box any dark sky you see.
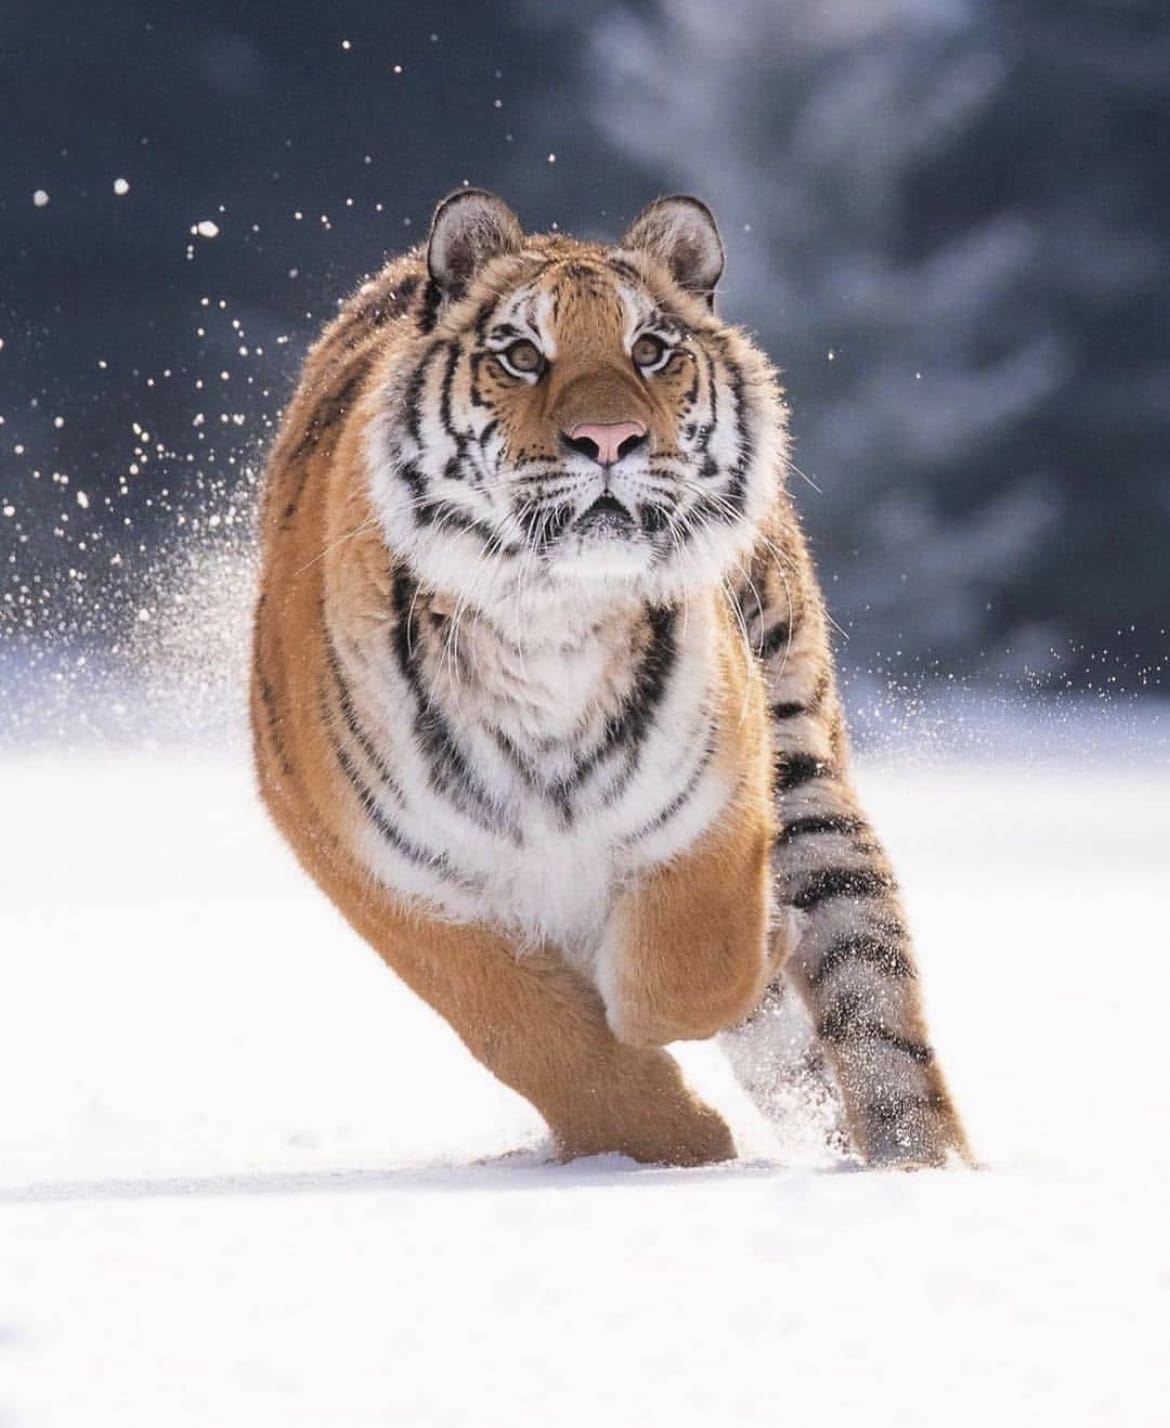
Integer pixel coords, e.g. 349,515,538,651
0,0,653,653
2,0,641,453
2,0,1167,693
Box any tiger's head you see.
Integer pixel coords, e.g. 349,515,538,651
366,190,788,615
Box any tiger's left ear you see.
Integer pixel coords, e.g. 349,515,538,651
621,196,725,307
427,189,524,300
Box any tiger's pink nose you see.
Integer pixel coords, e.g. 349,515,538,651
565,421,647,467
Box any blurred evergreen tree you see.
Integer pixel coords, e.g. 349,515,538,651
574,0,1170,687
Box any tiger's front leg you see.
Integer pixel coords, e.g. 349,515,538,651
598,795,785,1048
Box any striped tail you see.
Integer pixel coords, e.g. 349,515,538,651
721,524,972,1167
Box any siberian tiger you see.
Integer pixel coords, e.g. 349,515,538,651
251,189,971,1169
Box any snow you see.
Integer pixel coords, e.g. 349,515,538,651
1,740,1168,1426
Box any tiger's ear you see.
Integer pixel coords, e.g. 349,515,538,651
621,196,725,307
427,189,524,300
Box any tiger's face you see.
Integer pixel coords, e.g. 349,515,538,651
367,192,787,614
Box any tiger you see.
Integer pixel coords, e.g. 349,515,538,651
250,188,972,1169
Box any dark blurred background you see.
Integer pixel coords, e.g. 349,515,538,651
2,0,1168,709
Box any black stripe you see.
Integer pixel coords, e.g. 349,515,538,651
770,700,806,720
759,621,791,659
322,627,407,804
627,734,716,840
808,668,831,715
790,865,893,911
583,605,676,801
289,363,370,467
498,605,679,827
594,604,678,784
817,993,933,1063
252,600,294,778
417,278,443,334
350,273,420,329
397,460,426,499
468,350,488,407
255,674,292,777
720,352,752,516
403,344,444,449
413,498,522,556
866,1093,947,1126
639,501,671,536
281,358,373,523
472,294,501,344
730,571,766,639
438,339,460,431
323,700,465,878
775,752,830,793
807,931,914,987
777,813,865,844
514,499,574,551
607,256,645,285
389,570,513,836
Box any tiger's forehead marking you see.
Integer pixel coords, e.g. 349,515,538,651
491,257,654,359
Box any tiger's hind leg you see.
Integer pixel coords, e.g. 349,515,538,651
723,789,972,1168
764,760,971,1168
720,971,850,1167
725,529,972,1169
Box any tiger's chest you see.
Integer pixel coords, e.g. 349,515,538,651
327,591,732,957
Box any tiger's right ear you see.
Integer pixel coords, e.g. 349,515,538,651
621,195,725,308
426,189,524,300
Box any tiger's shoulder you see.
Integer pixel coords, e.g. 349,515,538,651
260,252,431,533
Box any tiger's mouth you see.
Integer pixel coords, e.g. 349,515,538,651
574,492,635,534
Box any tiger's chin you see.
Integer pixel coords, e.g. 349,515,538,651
544,530,657,585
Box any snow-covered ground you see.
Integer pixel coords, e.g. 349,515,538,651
1,736,1168,1426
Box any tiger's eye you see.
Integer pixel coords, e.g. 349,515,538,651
504,339,542,373
632,334,667,369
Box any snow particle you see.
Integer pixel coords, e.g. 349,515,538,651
547,153,557,164
76,490,89,509
33,189,50,208
113,177,130,196
191,220,220,239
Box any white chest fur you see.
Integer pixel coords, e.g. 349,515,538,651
329,585,732,959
